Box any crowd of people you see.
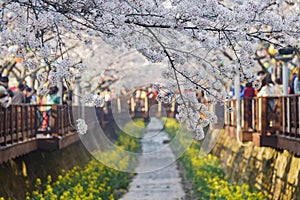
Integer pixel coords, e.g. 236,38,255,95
228,68,300,131
0,75,66,109
235,68,300,100
0,75,68,133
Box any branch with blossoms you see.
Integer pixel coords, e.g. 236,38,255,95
145,27,221,139
1,0,299,140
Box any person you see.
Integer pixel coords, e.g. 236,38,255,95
257,78,275,111
11,83,26,104
243,82,255,130
30,89,37,104
0,85,11,108
244,82,255,98
290,72,297,94
42,86,60,133
257,78,275,97
274,78,283,96
257,71,266,82
294,68,300,94
0,76,14,97
46,86,60,105
229,84,245,99
120,86,128,96
25,87,33,103
257,78,276,132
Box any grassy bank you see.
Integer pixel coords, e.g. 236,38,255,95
163,118,267,200
26,119,146,200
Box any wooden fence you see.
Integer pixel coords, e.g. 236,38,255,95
0,104,90,163
0,105,37,146
225,95,300,155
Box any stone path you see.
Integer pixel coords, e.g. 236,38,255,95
120,118,185,200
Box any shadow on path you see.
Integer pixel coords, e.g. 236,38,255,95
120,118,185,200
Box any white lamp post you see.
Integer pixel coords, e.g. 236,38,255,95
58,78,63,105
275,48,296,96
74,76,81,106
234,71,241,134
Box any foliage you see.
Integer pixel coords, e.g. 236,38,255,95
163,117,180,138
1,0,299,137
26,120,145,200
163,118,267,200
113,119,145,151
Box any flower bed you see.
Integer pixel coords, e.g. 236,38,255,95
26,120,145,200
163,118,267,200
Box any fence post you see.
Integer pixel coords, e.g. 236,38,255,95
131,97,135,113
34,105,38,137
241,99,250,131
260,97,268,135
234,74,241,136
298,96,300,136
158,101,161,117
3,107,7,145
50,105,58,136
145,96,148,114
287,97,291,135
117,97,121,113
9,105,13,144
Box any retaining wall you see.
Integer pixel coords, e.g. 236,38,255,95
212,129,300,200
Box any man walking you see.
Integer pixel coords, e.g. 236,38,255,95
11,83,26,104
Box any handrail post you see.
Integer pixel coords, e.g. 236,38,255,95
252,98,256,131
34,105,38,137
224,101,227,125
234,74,241,135
117,97,121,113
298,96,300,136
158,101,162,117
9,105,13,144
3,107,7,145
50,105,58,136
145,96,148,114
241,99,244,129
260,97,268,135
287,96,291,135
130,97,135,113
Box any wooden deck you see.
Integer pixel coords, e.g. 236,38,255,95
5,93,300,162
225,95,300,156
0,104,101,163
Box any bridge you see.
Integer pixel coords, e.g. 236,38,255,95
1,94,300,164
225,95,300,156
0,95,176,164
0,104,84,163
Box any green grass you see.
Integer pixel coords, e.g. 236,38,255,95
26,120,146,200
163,117,267,200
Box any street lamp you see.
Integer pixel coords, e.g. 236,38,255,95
275,47,296,95
74,76,81,106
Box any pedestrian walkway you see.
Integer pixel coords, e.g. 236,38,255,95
120,118,185,200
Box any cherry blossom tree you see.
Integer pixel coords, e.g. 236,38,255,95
0,0,299,138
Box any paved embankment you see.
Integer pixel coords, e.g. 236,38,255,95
120,118,185,200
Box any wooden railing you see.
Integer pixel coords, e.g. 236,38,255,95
0,96,166,147
0,105,37,146
225,95,300,155
225,99,237,127
125,96,177,118
0,104,82,146
238,96,300,136
0,103,111,163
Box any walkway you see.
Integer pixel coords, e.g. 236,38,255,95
120,118,185,200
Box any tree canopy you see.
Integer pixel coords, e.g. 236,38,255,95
0,0,299,137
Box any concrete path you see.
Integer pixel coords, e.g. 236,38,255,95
120,118,185,200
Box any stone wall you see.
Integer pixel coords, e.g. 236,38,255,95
212,130,300,200
0,141,92,200
0,113,123,200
